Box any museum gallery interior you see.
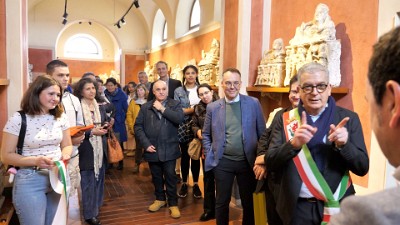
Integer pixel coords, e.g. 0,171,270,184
0,0,399,224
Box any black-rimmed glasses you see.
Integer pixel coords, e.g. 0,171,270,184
224,81,241,88
301,84,328,94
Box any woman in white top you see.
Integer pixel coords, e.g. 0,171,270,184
174,65,202,199
1,75,73,225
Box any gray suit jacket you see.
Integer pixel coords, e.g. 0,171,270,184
202,94,266,172
330,187,400,225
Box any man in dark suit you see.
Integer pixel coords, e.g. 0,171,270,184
147,61,182,100
202,68,266,225
330,27,400,225
265,62,369,225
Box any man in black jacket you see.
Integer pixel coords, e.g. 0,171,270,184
134,80,184,219
264,62,369,225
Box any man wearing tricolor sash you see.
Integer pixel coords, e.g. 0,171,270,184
330,27,400,225
266,62,369,225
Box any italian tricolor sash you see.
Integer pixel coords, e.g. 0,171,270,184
283,108,351,225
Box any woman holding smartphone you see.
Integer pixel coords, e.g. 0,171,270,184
74,78,110,225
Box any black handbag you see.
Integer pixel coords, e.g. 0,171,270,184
178,117,194,143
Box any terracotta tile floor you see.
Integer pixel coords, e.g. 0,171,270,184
67,157,243,224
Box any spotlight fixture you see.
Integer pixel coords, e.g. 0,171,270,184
114,0,139,29
62,0,68,25
133,0,139,8
115,21,121,29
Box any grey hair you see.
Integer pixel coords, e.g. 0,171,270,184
297,62,329,84
138,71,147,76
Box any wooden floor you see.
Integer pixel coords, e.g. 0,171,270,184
67,157,243,225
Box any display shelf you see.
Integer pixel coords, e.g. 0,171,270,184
0,79,9,86
246,86,349,94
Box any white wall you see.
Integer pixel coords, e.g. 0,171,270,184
56,21,116,61
28,0,148,52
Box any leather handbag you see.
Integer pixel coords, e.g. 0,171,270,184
188,138,201,160
178,118,194,143
107,130,124,163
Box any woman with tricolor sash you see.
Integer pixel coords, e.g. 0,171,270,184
1,75,73,225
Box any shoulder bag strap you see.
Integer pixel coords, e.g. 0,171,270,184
17,111,27,155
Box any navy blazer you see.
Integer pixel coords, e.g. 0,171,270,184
266,106,369,225
202,94,266,172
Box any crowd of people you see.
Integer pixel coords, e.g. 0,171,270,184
1,27,400,225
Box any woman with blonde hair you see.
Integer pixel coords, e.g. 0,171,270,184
126,83,148,173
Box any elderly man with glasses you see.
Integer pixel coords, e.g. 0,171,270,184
202,68,266,225
265,62,369,225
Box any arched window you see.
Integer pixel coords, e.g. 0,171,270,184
189,0,200,30
64,34,103,59
152,9,167,47
163,21,168,42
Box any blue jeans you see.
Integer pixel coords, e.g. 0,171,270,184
80,163,105,220
148,160,178,206
13,169,61,225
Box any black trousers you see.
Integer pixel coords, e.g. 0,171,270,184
201,158,215,214
213,157,256,225
179,142,200,183
290,198,323,225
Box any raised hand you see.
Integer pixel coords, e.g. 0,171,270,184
291,111,318,149
153,100,163,111
328,117,349,147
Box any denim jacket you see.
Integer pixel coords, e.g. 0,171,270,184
174,85,197,120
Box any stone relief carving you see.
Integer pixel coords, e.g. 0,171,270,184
198,38,220,86
170,64,183,82
285,3,341,86
255,38,286,87
255,4,341,87
144,61,156,82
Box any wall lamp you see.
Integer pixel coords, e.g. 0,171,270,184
114,0,139,29
62,0,68,25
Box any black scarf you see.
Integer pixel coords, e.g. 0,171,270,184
298,96,336,171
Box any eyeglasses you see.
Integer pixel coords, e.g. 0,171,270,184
224,81,241,88
301,84,328,94
198,90,210,97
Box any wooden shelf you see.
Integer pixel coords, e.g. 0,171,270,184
246,86,349,94
0,79,9,86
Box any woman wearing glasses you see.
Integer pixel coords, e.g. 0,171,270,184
192,83,219,221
